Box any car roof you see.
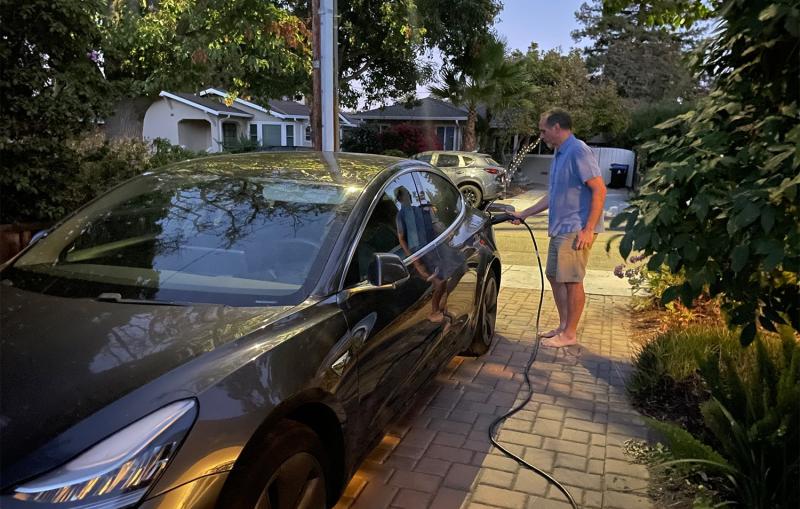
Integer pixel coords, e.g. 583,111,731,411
417,151,491,157
156,151,409,190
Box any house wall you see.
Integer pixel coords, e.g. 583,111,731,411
231,102,311,148
144,98,214,150
177,119,212,151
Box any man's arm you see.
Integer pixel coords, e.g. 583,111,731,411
575,176,606,249
511,193,549,224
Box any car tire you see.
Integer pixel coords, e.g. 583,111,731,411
218,419,330,509
461,272,498,357
459,184,483,209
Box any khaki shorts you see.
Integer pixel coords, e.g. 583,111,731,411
546,231,595,283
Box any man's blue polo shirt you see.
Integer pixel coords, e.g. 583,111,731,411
547,134,604,237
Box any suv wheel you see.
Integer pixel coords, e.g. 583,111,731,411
459,184,483,208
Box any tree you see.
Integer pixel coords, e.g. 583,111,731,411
101,0,312,137
0,0,112,222
572,0,703,105
612,0,800,344
494,44,629,148
430,37,528,151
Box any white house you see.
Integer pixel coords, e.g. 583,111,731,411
142,92,254,152
143,88,359,153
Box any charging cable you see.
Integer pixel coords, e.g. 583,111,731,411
487,212,579,509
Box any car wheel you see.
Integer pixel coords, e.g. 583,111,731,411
461,272,498,357
219,420,330,509
459,184,483,209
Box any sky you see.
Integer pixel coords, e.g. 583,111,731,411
408,0,589,103
495,0,589,54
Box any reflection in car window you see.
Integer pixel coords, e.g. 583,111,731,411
6,173,358,306
436,154,459,167
346,173,437,286
415,172,462,231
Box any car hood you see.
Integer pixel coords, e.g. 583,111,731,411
0,287,290,487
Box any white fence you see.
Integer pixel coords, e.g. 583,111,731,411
511,146,636,188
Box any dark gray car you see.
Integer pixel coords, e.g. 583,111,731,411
0,152,501,509
412,151,507,208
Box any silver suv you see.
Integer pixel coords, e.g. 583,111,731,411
413,151,506,208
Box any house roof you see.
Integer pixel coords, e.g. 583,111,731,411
199,88,311,119
355,97,468,121
159,91,252,117
268,99,310,117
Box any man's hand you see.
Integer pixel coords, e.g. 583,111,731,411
574,228,595,250
510,212,526,225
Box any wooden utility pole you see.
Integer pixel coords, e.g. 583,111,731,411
312,0,337,151
311,0,322,150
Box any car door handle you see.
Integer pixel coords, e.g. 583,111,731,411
331,351,351,376
330,328,367,376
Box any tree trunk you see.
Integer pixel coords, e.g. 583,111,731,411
463,106,477,151
102,96,153,141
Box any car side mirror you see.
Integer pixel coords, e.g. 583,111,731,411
367,253,410,289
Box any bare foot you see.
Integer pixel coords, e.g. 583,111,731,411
542,333,578,348
428,311,445,323
539,327,563,338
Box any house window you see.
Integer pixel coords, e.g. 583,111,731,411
249,124,258,142
305,125,312,142
436,126,456,150
222,122,238,148
285,124,294,147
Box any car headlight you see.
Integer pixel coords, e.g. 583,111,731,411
11,399,196,508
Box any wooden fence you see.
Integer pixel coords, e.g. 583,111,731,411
0,223,52,263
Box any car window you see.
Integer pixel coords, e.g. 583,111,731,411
415,154,433,163
8,173,357,306
345,173,434,286
414,171,462,231
436,154,459,167
485,157,501,166
462,156,474,166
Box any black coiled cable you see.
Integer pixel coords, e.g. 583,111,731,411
486,218,579,509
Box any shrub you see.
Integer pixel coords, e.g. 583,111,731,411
612,0,800,345
381,149,407,158
0,135,202,224
632,326,800,508
380,123,441,155
341,125,383,154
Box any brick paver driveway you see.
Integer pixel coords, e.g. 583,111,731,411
334,283,655,509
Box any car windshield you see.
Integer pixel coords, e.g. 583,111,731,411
3,171,359,306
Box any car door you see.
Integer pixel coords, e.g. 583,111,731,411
338,172,445,440
413,170,480,361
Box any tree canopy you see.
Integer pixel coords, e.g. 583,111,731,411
573,0,703,104
612,0,800,344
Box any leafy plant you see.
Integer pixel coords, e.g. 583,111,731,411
612,0,800,345
635,326,800,508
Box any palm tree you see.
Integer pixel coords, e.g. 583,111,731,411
430,37,528,152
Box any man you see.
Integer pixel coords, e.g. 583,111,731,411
512,109,607,347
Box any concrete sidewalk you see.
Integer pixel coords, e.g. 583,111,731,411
334,280,653,509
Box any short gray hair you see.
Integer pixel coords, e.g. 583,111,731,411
541,109,572,130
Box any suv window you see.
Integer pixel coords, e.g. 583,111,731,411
485,157,501,166
461,156,474,166
436,154,459,167
414,171,462,232
415,154,433,163
345,173,432,286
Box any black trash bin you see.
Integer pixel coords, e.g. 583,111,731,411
608,163,628,189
